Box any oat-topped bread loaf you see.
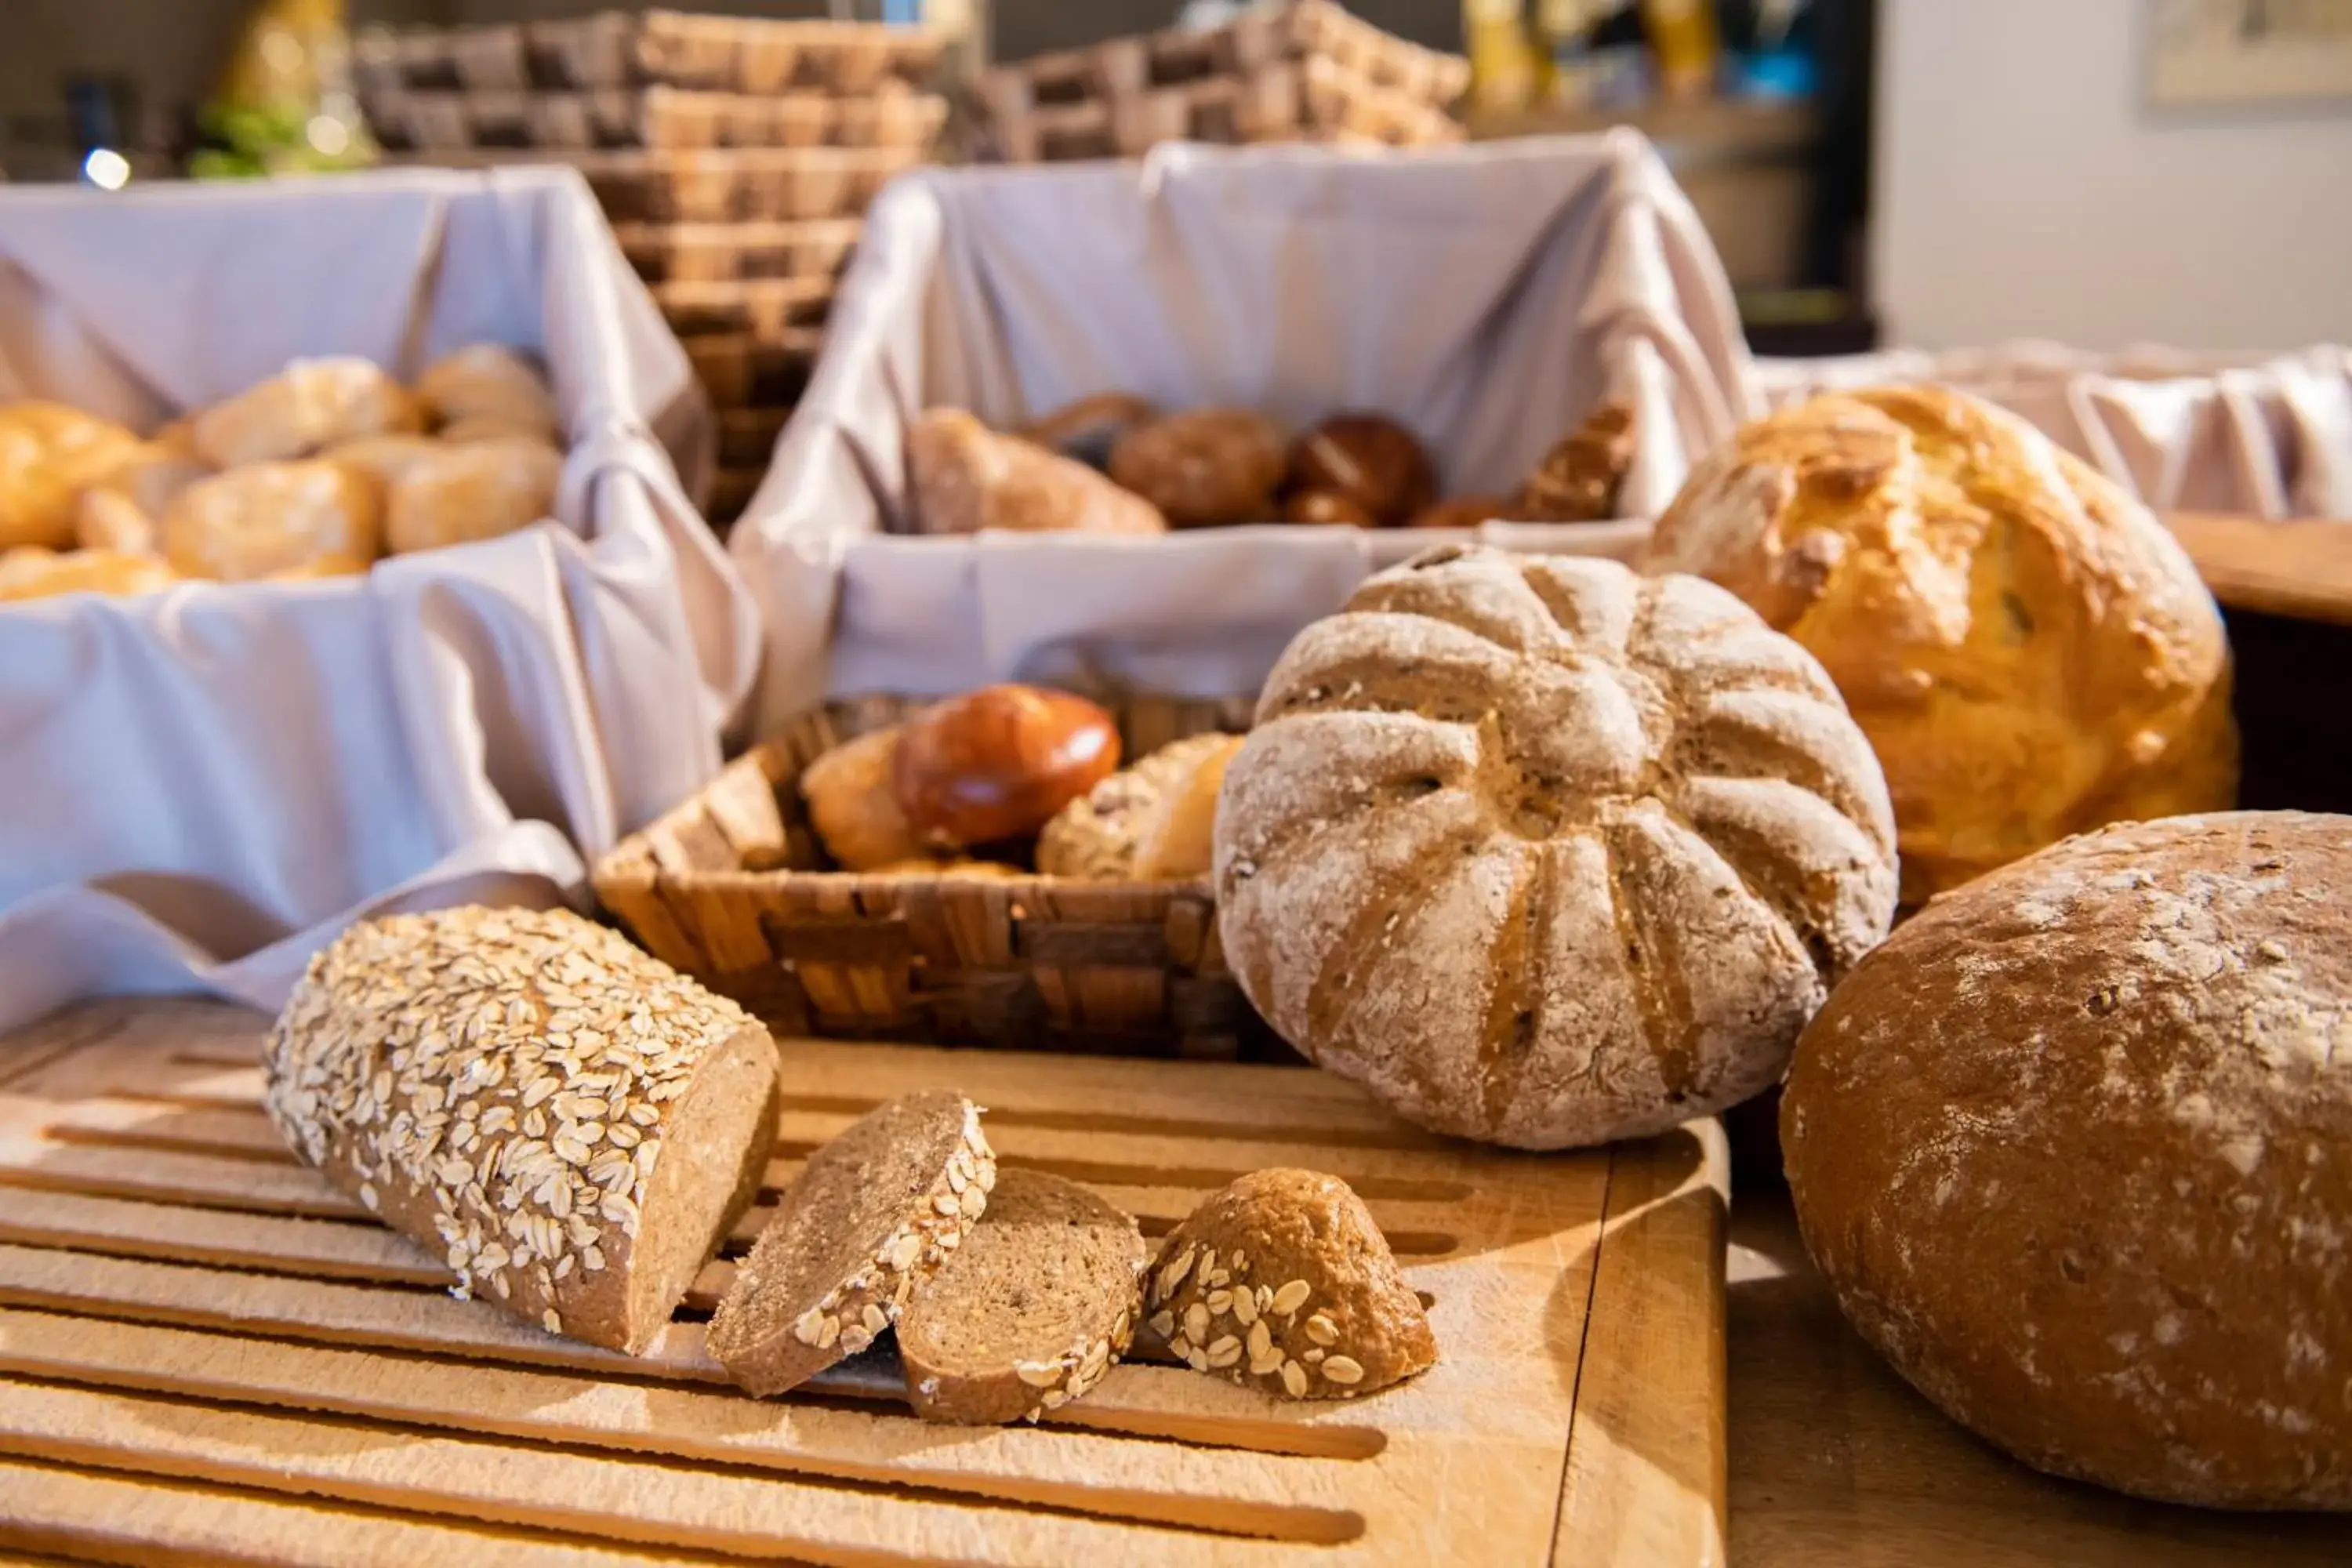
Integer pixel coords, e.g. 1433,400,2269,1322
1216,544,1898,1149
1784,811,2352,1510
1038,731,1243,880
266,906,781,1354
710,1091,995,1397
898,1168,1146,1424
1646,383,2237,902
1148,1169,1434,1400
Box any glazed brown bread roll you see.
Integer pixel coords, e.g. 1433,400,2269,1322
1216,544,1898,1149
909,409,1166,536
1646,384,2237,902
892,684,1121,849
1109,408,1287,528
1783,812,2352,1509
1287,413,1436,528
266,907,782,1355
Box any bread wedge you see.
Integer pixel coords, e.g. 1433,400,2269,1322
898,1168,1147,1423
710,1090,994,1396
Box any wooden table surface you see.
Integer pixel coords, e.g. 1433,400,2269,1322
1727,1186,2347,1566
2170,513,2352,626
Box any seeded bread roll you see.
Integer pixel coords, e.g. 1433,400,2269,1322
1146,1169,1435,1400
1784,811,2352,1509
898,1168,1146,1424
1037,732,1242,880
265,906,782,1355
710,1091,996,1397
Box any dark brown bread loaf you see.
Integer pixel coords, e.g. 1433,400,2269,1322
897,1169,1147,1423
709,1091,995,1397
265,907,781,1355
1145,1169,1434,1400
1784,811,2352,1509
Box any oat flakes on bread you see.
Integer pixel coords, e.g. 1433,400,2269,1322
709,1090,996,1397
898,1168,1146,1424
264,906,782,1355
1037,731,1242,880
1148,1168,1434,1400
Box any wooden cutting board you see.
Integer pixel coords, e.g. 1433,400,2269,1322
2169,512,2352,626
0,998,1728,1567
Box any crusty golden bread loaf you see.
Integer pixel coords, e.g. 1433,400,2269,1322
1646,384,2237,902
908,409,1167,536
0,546,177,602
1783,811,2352,1509
74,445,211,556
265,907,782,1355
0,401,144,552
1216,544,1898,1149
161,459,382,582
191,358,424,468
384,437,563,555
416,344,562,443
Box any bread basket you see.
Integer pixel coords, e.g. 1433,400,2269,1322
593,691,1283,1060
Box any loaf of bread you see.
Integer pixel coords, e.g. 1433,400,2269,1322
74,446,211,556
1037,732,1242,880
324,434,448,488
909,409,1166,536
0,401,144,551
1146,1169,1435,1400
264,906,782,1355
0,546,177,603
709,1091,995,1397
385,437,563,555
898,1168,1145,1424
1109,408,1287,528
191,358,424,468
1215,544,1898,1149
1783,811,2352,1509
161,459,382,582
1646,384,2237,902
1518,401,1634,522
1287,414,1436,528
892,685,1122,850
801,724,932,872
416,344,561,443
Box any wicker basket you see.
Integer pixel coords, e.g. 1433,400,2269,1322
593,693,1283,1060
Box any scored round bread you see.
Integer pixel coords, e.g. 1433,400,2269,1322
1038,731,1241,880
710,1091,996,1397
898,1168,1147,1423
1784,811,2352,1509
1215,543,1899,1149
264,906,782,1355
1146,1169,1434,1400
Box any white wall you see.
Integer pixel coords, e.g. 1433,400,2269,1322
1875,0,2352,353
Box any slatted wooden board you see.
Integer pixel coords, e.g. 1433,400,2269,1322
0,998,1727,1566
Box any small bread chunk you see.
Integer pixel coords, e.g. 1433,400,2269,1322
1147,1169,1435,1400
711,1091,995,1397
898,1169,1147,1424
1037,732,1240,880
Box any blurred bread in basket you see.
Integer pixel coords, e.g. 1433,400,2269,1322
0,343,567,602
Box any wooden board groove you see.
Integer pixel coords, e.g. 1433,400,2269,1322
0,999,1726,1565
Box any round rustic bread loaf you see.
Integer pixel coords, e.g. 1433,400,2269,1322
1215,544,1898,1149
1783,811,2352,1508
1645,383,2237,903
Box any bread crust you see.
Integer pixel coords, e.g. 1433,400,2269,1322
1038,731,1241,880
1784,811,2352,1508
909,409,1166,536
264,906,781,1355
1646,383,2237,902
1109,408,1287,528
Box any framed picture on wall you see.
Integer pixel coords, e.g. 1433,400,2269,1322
2146,0,2352,108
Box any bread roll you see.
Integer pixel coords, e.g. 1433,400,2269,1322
800,724,931,872
1145,1169,1435,1400
1017,391,1156,468
1287,414,1436,527
1215,544,1898,1149
191,358,424,467
416,344,561,442
385,437,562,555
0,401,143,551
74,446,211,556
892,684,1121,849
1783,811,2352,1509
897,1168,1145,1424
162,460,382,582
908,409,1166,536
264,906,782,1355
324,434,448,488
0,546,177,603
1109,408,1287,528
1038,731,1243,880
1646,384,2237,902
1282,488,1377,528
1519,401,1634,522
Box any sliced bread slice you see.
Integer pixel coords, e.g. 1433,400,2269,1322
1145,1168,1436,1400
897,1168,1147,1424
709,1090,994,1397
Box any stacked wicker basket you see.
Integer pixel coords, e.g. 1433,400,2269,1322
354,10,948,530
972,0,1468,163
